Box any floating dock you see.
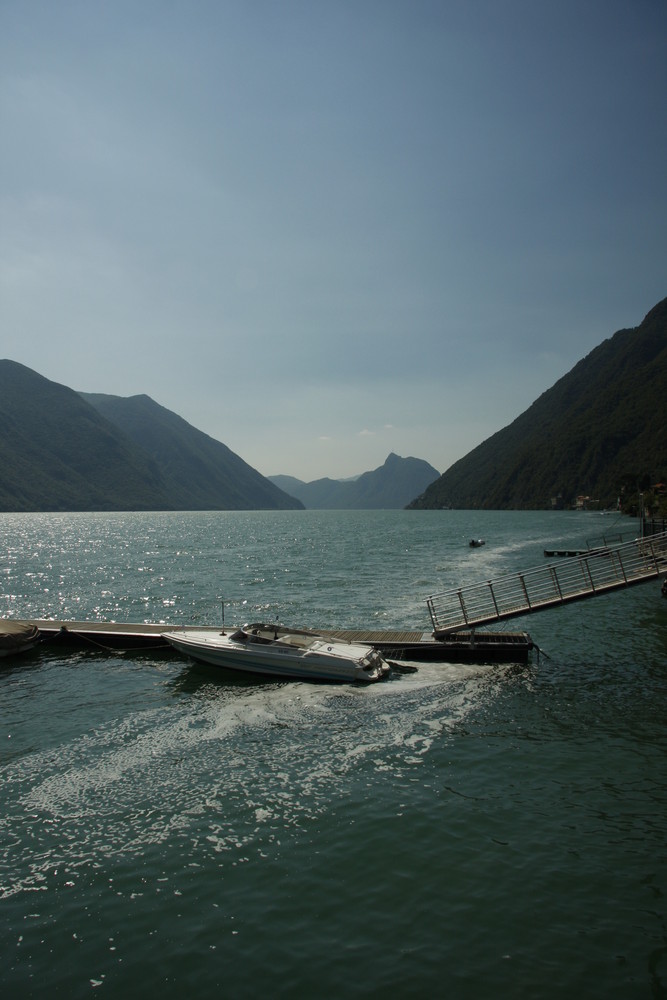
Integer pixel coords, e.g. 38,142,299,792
543,548,589,558
5,618,534,664
6,530,666,666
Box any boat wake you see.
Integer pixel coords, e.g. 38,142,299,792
0,660,502,899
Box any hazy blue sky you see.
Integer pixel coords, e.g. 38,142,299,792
2,1,665,480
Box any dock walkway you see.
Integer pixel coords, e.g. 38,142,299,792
10,619,533,663
427,529,667,636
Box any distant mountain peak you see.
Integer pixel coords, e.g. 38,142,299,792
269,454,440,509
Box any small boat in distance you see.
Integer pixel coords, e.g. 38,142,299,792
469,538,485,548
162,623,391,683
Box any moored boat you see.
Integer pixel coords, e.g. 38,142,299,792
0,620,42,658
162,622,391,683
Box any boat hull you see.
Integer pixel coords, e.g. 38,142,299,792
0,621,42,658
162,629,390,683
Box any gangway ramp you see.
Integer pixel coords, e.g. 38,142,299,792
427,529,667,636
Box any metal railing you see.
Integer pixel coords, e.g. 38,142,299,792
426,530,667,635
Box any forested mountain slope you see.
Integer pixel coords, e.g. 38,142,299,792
0,362,170,511
81,392,302,511
408,297,667,509
0,361,302,511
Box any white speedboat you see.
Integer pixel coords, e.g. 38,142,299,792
162,623,391,683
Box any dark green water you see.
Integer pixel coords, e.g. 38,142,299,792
1,510,666,998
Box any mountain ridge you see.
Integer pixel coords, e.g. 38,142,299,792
0,361,171,511
269,453,440,509
0,361,302,511
408,297,667,510
2,295,664,512
80,391,301,511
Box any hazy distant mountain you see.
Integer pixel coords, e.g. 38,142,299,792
407,297,667,510
270,475,311,499
0,361,303,511
270,453,440,508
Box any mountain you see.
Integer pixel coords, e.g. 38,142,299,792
0,361,171,511
81,392,303,511
407,297,667,510
270,453,440,508
0,361,303,511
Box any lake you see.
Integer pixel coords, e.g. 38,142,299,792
1,509,666,998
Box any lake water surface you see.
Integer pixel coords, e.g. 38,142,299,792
1,510,666,998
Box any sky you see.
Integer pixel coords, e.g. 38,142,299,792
1,1,665,482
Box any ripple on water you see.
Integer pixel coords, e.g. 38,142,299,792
0,661,498,899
